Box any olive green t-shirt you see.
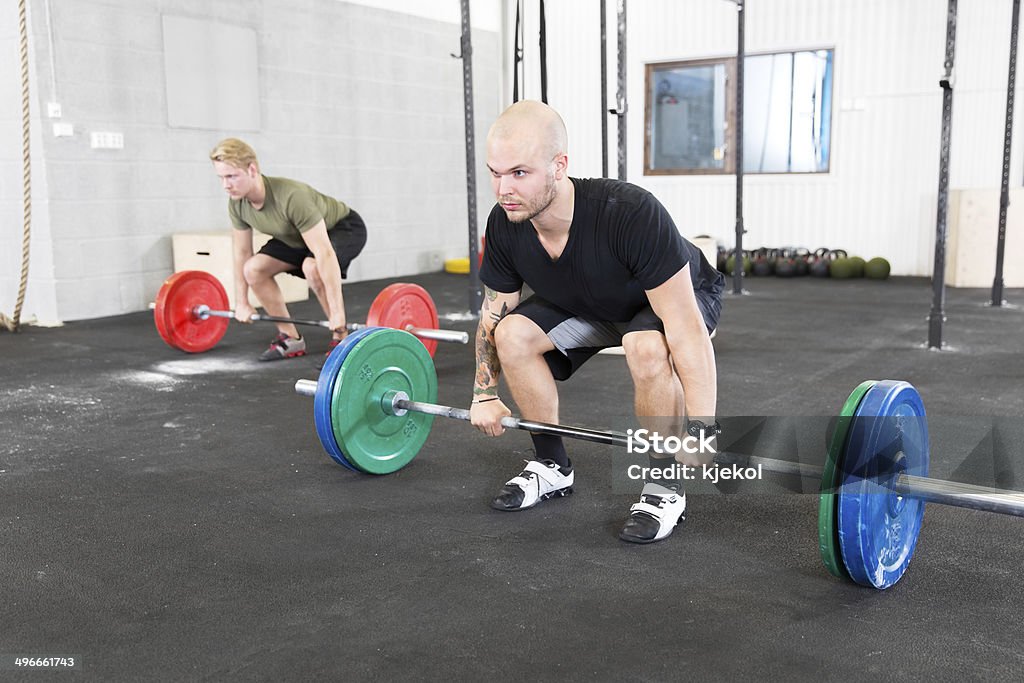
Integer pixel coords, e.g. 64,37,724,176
228,175,350,249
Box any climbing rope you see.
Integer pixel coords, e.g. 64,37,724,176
2,0,32,332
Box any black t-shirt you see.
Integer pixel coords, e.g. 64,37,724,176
480,177,724,322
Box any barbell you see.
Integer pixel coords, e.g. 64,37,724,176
292,326,1024,590
151,270,468,355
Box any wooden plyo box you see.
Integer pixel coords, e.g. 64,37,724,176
172,231,309,308
946,188,1024,288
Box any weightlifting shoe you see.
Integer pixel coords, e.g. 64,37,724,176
314,338,344,370
491,459,574,511
258,333,306,361
618,483,686,544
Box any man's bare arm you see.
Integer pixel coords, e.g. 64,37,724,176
473,286,521,398
646,265,718,421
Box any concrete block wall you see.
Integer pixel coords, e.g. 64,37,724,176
1,0,499,323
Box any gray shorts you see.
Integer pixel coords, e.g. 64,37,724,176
504,292,719,381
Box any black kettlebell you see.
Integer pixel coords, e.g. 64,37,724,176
792,247,811,276
774,249,796,278
752,248,773,276
809,247,831,277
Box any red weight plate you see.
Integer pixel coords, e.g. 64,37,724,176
153,270,229,353
365,283,440,357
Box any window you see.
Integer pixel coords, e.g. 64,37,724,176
645,49,833,175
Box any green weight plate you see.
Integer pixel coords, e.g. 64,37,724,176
818,380,876,579
331,328,438,475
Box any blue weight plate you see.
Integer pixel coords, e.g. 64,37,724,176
314,327,387,470
837,380,929,589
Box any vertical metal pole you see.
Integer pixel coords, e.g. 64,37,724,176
600,0,609,178
992,0,1020,307
616,0,627,180
928,0,958,349
786,52,795,172
457,0,482,314
539,0,548,103
513,0,523,102
732,0,746,295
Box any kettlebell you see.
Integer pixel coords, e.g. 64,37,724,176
792,247,811,276
774,249,796,278
752,248,773,276
809,247,831,278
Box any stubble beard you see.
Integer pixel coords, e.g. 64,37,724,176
503,171,558,225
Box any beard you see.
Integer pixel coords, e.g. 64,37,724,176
501,171,558,224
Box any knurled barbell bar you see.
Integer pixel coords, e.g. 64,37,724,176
151,270,468,355
292,326,1024,590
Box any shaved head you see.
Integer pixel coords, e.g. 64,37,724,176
487,100,568,162
486,101,572,227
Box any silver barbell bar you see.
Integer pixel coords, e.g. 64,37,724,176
149,302,469,344
293,382,1024,518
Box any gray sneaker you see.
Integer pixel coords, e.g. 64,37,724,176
258,333,306,361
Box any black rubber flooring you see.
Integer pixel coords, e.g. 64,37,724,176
2,272,1023,681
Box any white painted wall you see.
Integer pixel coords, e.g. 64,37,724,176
522,0,1024,277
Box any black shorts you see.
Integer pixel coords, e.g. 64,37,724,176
257,209,367,279
505,291,720,381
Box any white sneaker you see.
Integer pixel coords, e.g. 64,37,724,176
490,459,574,511
619,483,687,544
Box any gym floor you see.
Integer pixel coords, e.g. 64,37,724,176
3,272,1023,681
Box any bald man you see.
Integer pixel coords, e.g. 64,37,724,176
469,101,724,544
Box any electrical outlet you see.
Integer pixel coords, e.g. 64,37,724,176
90,132,124,149
53,122,74,137
47,102,62,118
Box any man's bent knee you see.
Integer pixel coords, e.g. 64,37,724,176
622,331,672,380
244,254,291,286
494,314,553,359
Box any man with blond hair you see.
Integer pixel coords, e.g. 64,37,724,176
210,138,366,361
469,101,723,544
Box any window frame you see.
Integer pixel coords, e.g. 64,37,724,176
643,48,834,176
644,57,736,176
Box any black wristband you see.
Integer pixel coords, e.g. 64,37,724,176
687,419,722,437
473,396,500,404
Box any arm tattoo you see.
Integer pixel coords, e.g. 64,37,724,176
474,288,510,396
488,301,509,325
474,326,500,397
